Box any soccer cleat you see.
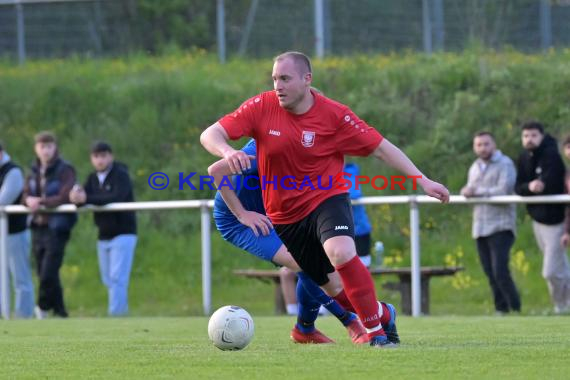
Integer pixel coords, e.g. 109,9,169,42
345,315,370,344
291,326,335,344
383,302,400,344
369,334,398,348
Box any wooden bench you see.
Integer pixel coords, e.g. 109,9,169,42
234,266,464,315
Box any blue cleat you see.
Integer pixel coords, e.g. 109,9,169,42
369,334,397,348
383,302,400,344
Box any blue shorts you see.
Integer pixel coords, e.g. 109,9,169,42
214,216,283,263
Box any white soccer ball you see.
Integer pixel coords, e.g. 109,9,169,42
208,305,254,351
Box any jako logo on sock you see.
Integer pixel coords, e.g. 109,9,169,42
363,314,380,324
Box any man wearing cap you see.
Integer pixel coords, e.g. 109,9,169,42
24,131,77,318
70,142,137,316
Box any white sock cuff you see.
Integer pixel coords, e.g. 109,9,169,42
365,324,383,334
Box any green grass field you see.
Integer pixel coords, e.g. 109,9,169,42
2,316,569,379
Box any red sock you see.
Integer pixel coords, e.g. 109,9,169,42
335,256,385,338
333,289,355,313
334,285,391,324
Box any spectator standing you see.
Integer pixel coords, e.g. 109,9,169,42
24,132,77,318
70,142,137,316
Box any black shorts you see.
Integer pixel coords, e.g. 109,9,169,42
274,193,355,286
355,233,371,257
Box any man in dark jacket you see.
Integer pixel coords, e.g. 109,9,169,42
69,142,137,316
515,121,570,314
23,132,77,318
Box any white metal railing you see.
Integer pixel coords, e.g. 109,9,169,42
0,200,214,320
1,194,569,319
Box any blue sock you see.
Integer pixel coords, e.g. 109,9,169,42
297,272,355,327
296,274,320,333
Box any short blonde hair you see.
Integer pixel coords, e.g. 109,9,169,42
274,51,312,76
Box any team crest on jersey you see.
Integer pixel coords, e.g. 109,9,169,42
301,131,316,147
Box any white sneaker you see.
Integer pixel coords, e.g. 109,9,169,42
34,306,48,320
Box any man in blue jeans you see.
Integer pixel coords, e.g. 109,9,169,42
461,131,520,314
0,143,35,318
70,142,137,316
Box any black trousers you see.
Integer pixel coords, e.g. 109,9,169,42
32,226,70,316
476,230,521,313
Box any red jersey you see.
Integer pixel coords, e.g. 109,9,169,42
218,90,383,224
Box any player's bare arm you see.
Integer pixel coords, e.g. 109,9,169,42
372,138,450,203
208,158,273,237
200,122,252,174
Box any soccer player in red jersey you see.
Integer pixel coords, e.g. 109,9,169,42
201,51,449,347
